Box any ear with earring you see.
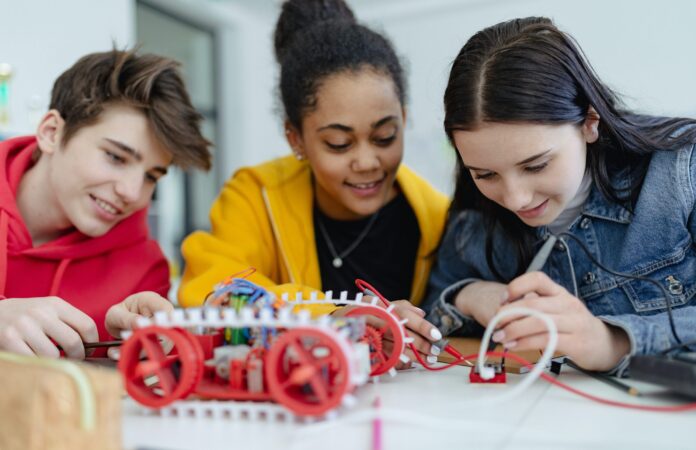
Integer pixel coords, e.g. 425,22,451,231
293,149,306,161
285,126,306,161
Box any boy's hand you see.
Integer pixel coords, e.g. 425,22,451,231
493,272,630,371
104,291,173,339
0,297,98,359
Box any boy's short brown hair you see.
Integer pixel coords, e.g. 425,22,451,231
49,48,211,170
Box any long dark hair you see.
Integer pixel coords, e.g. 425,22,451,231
443,17,696,280
274,0,407,130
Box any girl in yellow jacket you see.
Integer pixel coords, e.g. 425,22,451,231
180,0,449,358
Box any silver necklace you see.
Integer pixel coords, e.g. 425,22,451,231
316,210,380,268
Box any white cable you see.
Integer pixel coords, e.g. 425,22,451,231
138,301,557,437
475,306,558,404
294,306,558,440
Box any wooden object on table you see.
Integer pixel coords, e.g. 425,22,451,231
0,352,122,450
438,337,565,374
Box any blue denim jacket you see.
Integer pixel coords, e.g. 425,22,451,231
423,142,696,375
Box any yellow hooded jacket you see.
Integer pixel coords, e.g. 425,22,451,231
179,155,449,313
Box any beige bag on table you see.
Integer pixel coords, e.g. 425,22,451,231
0,352,122,450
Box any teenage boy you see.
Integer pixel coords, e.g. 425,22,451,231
0,49,211,358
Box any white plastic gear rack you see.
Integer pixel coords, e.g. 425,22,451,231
125,289,414,376
121,289,411,421
126,305,317,334
120,300,379,421
128,396,354,423
125,305,365,379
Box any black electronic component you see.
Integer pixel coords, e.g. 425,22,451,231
629,353,696,398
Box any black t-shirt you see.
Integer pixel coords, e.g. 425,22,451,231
314,192,420,300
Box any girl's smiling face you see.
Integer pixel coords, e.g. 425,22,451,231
453,119,598,227
286,69,405,220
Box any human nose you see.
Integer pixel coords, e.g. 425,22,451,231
351,143,380,172
115,170,144,204
500,179,533,212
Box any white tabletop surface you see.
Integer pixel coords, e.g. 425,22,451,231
122,363,695,450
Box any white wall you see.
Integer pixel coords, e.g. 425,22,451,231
130,0,284,183
2,0,694,225
211,0,696,195
0,0,134,135
359,0,696,193
2,0,694,191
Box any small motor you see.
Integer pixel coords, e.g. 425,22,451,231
208,345,251,379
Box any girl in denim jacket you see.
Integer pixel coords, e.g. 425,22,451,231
423,17,696,374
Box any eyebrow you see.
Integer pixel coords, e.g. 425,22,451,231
104,138,168,175
463,149,552,171
316,115,399,133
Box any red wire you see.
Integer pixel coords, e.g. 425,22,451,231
230,267,257,280
356,279,465,365
355,279,391,307
408,343,461,371
355,279,696,412
496,351,696,412
440,350,696,412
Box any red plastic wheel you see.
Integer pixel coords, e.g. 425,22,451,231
265,327,351,417
345,305,405,376
118,326,202,408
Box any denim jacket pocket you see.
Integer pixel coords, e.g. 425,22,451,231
620,247,696,313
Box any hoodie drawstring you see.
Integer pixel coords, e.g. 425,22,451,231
49,259,71,296
0,211,8,297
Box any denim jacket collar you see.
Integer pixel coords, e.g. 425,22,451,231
581,166,633,225
532,167,633,241
581,185,632,224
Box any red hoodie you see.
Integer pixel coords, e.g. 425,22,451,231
0,136,170,340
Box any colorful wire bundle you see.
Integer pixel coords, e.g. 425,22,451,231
207,275,280,348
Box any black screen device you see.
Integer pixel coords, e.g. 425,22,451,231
629,352,696,398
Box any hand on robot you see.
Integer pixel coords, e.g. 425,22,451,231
336,299,442,370
105,291,174,360
381,299,442,369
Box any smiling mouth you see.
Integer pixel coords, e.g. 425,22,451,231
517,199,548,218
90,194,122,215
344,175,387,189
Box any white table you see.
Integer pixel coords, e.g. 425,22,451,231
123,363,696,450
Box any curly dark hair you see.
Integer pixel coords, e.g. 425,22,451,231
274,0,407,130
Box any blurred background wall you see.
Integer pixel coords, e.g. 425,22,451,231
2,0,695,286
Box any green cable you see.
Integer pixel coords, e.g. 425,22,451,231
0,351,96,431
233,295,243,344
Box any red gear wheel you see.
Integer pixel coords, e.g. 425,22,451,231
345,305,405,376
265,327,351,417
362,325,385,366
118,326,203,408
